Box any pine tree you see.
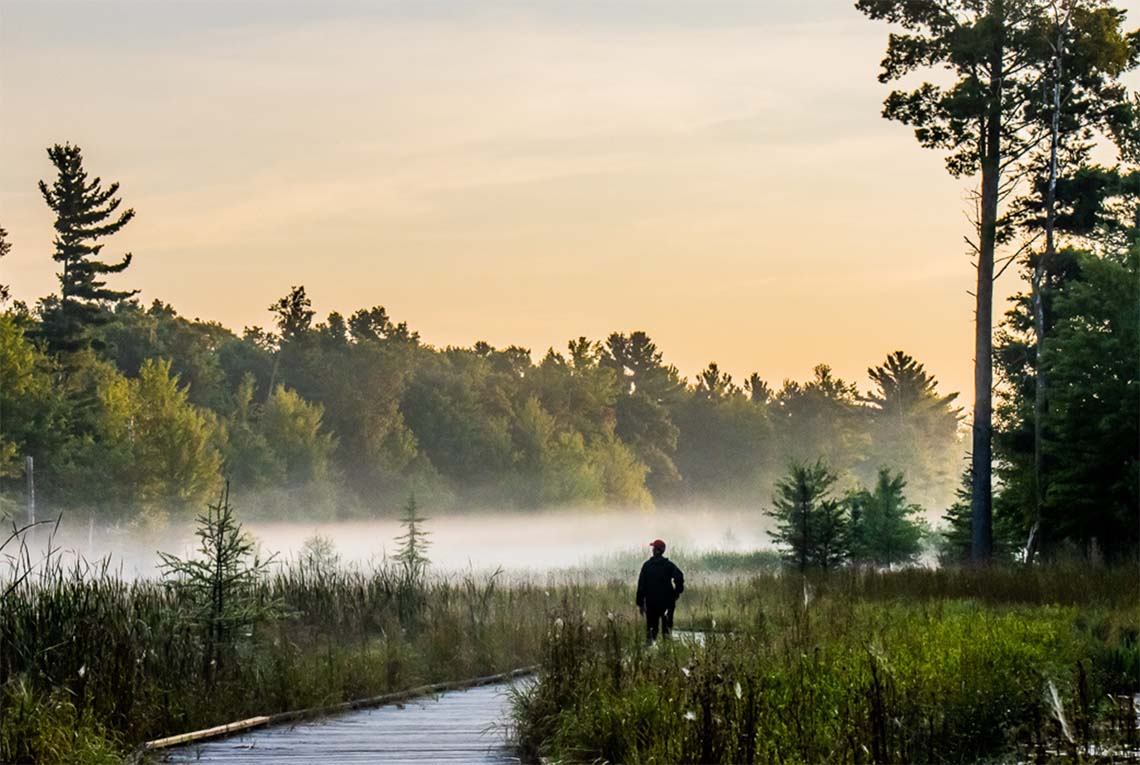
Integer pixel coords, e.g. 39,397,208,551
856,0,1047,562
395,492,431,581
813,498,853,572
1009,4,1136,561
159,483,277,678
861,351,962,505
38,144,137,352
270,285,314,342
848,468,926,567
939,469,976,565
767,460,850,572
744,373,773,404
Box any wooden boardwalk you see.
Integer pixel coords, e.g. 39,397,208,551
158,681,527,764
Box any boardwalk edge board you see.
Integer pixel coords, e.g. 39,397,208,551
132,666,536,757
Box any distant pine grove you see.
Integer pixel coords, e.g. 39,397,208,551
0,142,1137,561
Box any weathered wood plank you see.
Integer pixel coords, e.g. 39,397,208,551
145,716,271,749
158,681,526,764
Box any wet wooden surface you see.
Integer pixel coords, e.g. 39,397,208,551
158,680,526,764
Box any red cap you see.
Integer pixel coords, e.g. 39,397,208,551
650,539,666,551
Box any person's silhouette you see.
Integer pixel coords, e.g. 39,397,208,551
635,539,685,642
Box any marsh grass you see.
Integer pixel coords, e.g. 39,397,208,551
0,540,574,763
4,521,1136,765
578,547,783,580
513,566,1140,764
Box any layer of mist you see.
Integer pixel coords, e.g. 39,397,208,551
14,506,777,580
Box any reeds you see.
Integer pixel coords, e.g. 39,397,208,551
0,536,563,763
4,521,1136,764
512,566,1140,764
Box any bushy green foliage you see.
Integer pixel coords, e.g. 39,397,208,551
17,354,225,521
861,351,962,508
2,256,967,521
673,367,775,503
766,461,850,572
0,523,565,763
25,143,1140,555
514,567,1140,765
0,314,60,479
127,359,224,514
996,241,1140,559
848,468,926,566
940,467,1026,564
260,384,337,485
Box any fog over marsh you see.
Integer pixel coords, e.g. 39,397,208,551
23,506,778,579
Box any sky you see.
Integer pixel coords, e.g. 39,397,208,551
2,0,1136,400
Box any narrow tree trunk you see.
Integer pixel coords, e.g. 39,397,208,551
971,0,1005,564
1028,6,1067,564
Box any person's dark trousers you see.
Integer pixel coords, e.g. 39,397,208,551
645,604,674,642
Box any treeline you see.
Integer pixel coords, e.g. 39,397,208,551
0,147,967,523
1,137,1137,564
0,291,963,521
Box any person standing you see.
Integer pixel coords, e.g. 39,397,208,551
636,539,684,642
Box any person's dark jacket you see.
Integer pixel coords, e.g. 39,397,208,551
636,555,684,610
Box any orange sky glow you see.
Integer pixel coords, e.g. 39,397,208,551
3,1,1137,400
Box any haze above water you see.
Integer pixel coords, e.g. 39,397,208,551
27,507,777,580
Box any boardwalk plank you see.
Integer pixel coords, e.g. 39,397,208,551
159,682,524,764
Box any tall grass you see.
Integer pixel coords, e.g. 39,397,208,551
5,521,1137,765
576,547,783,580
512,566,1140,764
0,539,569,763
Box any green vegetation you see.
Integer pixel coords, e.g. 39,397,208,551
2,127,1136,566
0,517,564,763
578,548,784,580
513,566,1140,764
856,0,1137,561
766,461,849,572
0,4,1138,762
157,483,279,678
1,145,973,522
0,282,968,522
848,469,926,567
3,497,1137,763
37,143,137,355
394,492,431,584
764,462,928,572
995,241,1140,560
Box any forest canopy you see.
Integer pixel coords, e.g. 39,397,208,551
0,283,966,522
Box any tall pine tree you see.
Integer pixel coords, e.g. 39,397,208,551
39,143,137,352
856,0,1047,562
